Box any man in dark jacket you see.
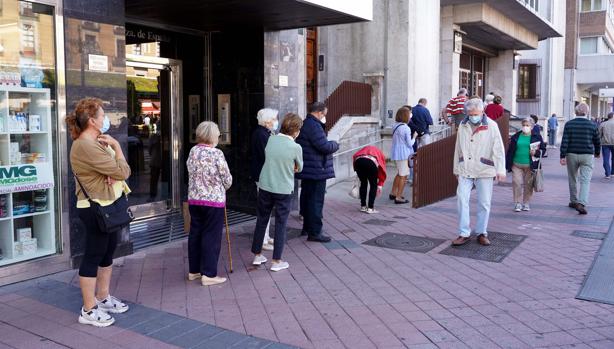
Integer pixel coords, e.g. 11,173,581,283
560,103,601,214
296,102,339,242
412,98,433,147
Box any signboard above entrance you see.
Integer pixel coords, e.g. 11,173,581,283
125,24,173,44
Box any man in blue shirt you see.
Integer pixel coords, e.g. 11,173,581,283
412,98,433,147
548,113,558,148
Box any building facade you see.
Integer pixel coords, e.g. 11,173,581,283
316,0,562,125
564,0,614,119
0,0,372,285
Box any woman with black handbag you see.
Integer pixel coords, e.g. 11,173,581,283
67,98,132,327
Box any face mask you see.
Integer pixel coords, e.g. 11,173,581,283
99,115,110,134
321,116,327,124
271,120,279,131
522,126,532,134
469,115,482,124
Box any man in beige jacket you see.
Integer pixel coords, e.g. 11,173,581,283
599,112,614,179
452,98,506,246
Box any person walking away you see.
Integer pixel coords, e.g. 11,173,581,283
389,107,417,204
67,98,131,327
548,113,559,148
187,121,233,285
444,88,469,129
484,95,504,121
250,108,279,251
598,112,614,179
506,118,546,212
353,145,387,213
560,103,601,214
484,93,495,106
252,114,303,271
296,102,339,243
452,98,506,246
412,98,434,147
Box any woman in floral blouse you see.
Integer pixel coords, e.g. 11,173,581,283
187,121,233,286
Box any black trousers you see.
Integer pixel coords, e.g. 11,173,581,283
188,205,224,277
78,207,118,278
252,189,293,260
354,158,378,209
300,179,327,236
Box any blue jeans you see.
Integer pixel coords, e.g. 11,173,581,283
252,189,293,260
457,176,494,237
548,128,557,146
566,153,594,206
300,179,327,236
602,145,614,177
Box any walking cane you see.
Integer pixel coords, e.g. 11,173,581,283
224,207,233,273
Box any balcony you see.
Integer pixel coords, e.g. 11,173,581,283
442,0,561,50
577,54,614,86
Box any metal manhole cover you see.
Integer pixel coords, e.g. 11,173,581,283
363,233,446,253
439,231,527,263
362,219,396,226
572,231,606,240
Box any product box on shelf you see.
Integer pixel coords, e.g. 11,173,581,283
0,194,7,218
9,142,21,165
16,228,32,242
14,238,38,256
28,115,41,132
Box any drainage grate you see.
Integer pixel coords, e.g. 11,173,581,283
572,230,606,240
362,219,396,226
577,219,614,305
439,231,526,263
131,209,255,251
363,233,446,253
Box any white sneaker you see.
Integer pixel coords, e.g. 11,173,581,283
78,306,115,327
270,261,289,272
514,203,522,212
97,295,129,314
268,238,275,245
262,243,274,251
522,204,531,211
201,276,227,286
360,206,368,212
188,273,201,281
366,208,378,214
252,254,268,265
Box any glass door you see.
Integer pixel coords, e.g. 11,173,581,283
125,55,182,219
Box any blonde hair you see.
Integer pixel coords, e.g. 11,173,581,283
195,121,220,144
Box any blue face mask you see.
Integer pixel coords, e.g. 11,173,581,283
100,115,110,134
469,115,482,125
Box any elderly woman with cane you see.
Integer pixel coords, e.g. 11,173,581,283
187,121,233,286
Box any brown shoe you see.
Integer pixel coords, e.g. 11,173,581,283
477,234,491,246
452,236,470,246
575,204,587,215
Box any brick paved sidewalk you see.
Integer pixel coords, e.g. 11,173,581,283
1,152,613,349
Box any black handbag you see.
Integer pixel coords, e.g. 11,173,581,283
74,174,134,233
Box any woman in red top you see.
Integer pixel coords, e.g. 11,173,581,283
352,145,387,214
485,95,504,120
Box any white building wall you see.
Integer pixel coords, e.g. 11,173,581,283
488,50,518,115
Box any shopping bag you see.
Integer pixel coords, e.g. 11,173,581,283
532,154,544,192
349,178,360,199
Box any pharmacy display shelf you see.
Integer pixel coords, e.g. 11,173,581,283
0,86,56,267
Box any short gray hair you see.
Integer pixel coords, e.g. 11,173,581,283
521,117,534,126
256,108,278,126
195,121,220,144
575,103,590,116
457,88,468,96
464,98,484,114
485,94,494,103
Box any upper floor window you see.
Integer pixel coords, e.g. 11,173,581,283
521,0,539,12
579,36,613,54
581,0,605,11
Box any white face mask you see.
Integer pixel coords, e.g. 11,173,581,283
522,126,531,134
321,116,327,124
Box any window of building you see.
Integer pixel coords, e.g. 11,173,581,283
581,0,605,11
522,0,539,12
580,37,598,54
518,64,537,100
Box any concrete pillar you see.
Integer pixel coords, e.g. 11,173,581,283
439,5,461,118
487,50,518,115
363,72,384,123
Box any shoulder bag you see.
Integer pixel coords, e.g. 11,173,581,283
74,174,134,233
531,154,544,193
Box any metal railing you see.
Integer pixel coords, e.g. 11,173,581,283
324,81,372,131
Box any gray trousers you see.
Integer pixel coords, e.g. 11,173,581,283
566,153,594,206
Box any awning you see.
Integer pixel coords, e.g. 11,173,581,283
125,0,372,32
442,0,561,50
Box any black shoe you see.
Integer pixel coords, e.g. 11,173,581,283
568,202,576,208
389,194,396,200
394,199,409,204
307,234,331,243
575,204,588,215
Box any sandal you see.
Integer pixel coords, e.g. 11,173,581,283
394,199,409,204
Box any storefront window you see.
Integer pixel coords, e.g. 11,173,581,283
0,1,58,266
